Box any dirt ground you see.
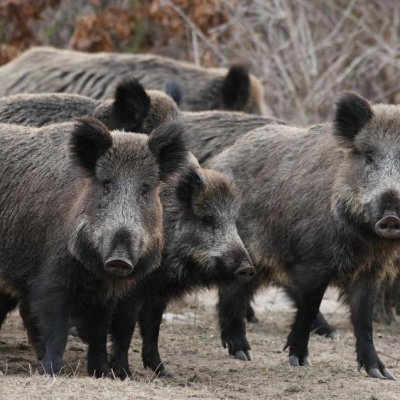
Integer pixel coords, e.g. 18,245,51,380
0,288,399,400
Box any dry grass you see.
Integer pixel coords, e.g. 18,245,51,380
1,289,399,400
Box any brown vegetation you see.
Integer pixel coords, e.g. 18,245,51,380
1,1,400,123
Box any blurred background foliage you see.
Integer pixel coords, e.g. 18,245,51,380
1,0,400,123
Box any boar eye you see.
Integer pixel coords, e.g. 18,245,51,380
366,154,374,164
202,216,215,228
103,180,112,195
141,184,149,197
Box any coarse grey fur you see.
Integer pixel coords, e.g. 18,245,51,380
0,80,179,133
0,47,269,115
0,118,188,377
180,111,285,164
0,91,282,164
209,92,400,379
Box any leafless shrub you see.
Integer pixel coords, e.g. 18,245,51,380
156,0,400,123
2,0,400,124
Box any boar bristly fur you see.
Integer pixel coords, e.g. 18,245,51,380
0,118,188,377
0,78,179,133
209,92,400,379
88,167,255,378
0,47,269,114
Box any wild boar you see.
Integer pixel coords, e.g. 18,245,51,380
66,164,256,378
0,78,179,133
0,118,187,377
208,92,400,379
0,46,269,115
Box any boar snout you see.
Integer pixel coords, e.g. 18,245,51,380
375,214,400,239
234,262,256,283
104,228,144,276
104,256,134,277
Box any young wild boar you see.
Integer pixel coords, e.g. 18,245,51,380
0,46,268,115
0,78,179,133
94,165,256,378
208,92,400,379
0,118,187,377
173,108,335,338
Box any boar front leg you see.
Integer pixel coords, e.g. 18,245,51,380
30,278,69,376
217,279,263,361
343,278,395,380
79,304,112,378
139,297,172,377
284,280,327,367
109,297,139,379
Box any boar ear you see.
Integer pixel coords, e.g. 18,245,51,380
112,77,151,131
70,117,113,174
334,91,373,147
148,121,188,181
164,81,184,106
222,65,250,111
176,166,205,204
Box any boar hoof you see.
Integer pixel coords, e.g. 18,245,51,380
289,355,311,367
112,366,132,380
68,327,79,337
88,364,112,379
234,350,252,361
327,330,339,340
246,315,259,324
156,368,174,377
368,368,386,379
367,367,396,380
39,360,62,376
289,355,300,367
382,368,396,380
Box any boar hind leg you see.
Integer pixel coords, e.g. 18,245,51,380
109,298,138,379
284,281,327,367
310,312,338,339
285,287,338,339
218,279,264,361
343,279,395,380
30,283,69,376
0,293,18,330
373,281,392,324
245,303,259,324
139,298,172,377
392,277,400,316
383,282,397,323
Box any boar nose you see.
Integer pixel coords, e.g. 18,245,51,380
104,257,134,277
375,215,400,239
234,262,256,283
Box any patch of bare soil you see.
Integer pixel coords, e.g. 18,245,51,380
0,288,399,400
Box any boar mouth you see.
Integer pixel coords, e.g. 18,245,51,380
104,256,134,277
375,214,400,239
